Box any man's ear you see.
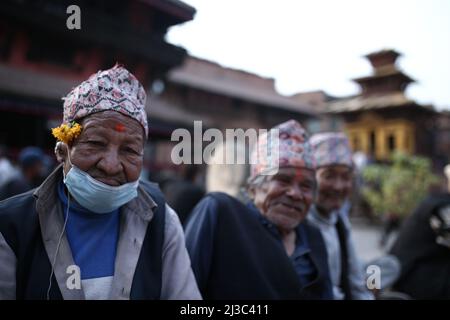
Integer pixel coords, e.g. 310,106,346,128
54,142,69,163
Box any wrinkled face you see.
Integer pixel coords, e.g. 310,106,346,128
315,165,353,214
251,167,315,233
62,111,145,186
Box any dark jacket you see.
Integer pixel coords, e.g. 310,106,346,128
185,192,333,300
390,193,450,299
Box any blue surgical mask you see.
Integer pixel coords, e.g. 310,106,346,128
63,165,139,214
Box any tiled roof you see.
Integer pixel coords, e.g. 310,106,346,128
325,92,434,113
168,57,317,117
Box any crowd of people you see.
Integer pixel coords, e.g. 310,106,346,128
0,65,448,300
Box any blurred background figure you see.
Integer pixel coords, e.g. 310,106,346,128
352,151,369,172
445,164,450,193
165,140,250,226
388,164,450,299
163,164,205,226
0,145,19,192
205,140,249,202
379,213,401,248
0,146,46,201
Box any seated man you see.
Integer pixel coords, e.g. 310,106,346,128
0,65,200,300
307,133,373,300
185,120,333,299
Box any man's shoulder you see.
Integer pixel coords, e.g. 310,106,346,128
203,192,254,217
0,190,37,247
186,192,253,228
139,179,164,198
302,219,329,247
302,219,323,236
428,193,450,212
206,192,247,207
407,192,450,223
0,189,36,218
190,192,243,212
138,179,167,211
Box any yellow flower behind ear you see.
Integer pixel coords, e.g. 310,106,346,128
51,122,82,144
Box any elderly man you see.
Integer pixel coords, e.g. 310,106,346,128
184,120,333,299
307,132,373,300
0,66,200,300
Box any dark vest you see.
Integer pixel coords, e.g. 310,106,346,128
0,181,166,300
335,217,352,300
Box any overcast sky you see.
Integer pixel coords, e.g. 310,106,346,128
167,0,450,110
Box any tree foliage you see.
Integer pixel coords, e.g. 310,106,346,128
362,152,438,219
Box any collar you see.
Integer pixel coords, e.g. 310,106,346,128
246,201,310,250
57,180,118,216
308,204,339,226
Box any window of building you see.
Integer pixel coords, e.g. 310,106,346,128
353,135,360,151
369,130,376,155
307,120,321,134
387,134,396,152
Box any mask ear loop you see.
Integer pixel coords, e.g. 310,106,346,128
66,144,74,172
55,142,74,180
47,144,72,300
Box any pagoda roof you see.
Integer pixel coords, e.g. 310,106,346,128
352,66,416,83
324,92,435,114
365,49,402,59
354,65,415,84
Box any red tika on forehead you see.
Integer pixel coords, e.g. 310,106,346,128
295,168,304,180
115,123,126,132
